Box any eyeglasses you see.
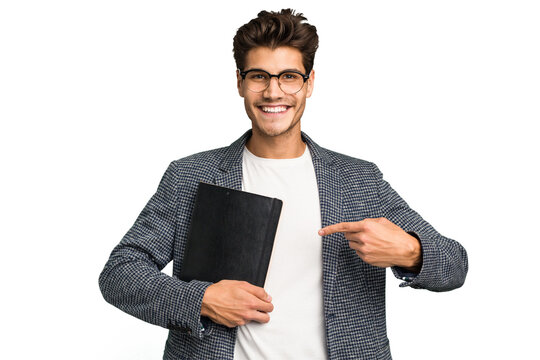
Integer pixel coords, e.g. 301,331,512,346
239,69,310,95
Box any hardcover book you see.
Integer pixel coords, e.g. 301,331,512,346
178,182,283,287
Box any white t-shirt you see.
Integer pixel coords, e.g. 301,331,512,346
234,145,327,359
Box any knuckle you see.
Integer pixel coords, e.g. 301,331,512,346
240,310,251,320
362,246,372,256
246,299,258,309
363,220,374,231
358,232,369,243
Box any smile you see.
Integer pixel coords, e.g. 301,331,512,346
259,105,290,114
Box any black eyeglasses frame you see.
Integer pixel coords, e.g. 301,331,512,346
239,68,310,94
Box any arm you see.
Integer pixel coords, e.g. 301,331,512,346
375,163,468,291
319,163,468,292
99,162,274,335
98,162,211,338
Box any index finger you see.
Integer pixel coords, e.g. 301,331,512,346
318,222,363,236
240,281,272,302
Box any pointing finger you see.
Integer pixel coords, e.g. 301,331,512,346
319,222,363,236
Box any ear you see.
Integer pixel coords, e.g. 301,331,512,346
236,70,244,98
306,69,315,98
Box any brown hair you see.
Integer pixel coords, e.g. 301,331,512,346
233,9,319,74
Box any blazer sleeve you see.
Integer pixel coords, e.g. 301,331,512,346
98,162,211,339
372,163,469,291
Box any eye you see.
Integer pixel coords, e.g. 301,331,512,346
247,71,269,81
281,72,301,81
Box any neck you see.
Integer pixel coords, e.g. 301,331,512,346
246,127,305,159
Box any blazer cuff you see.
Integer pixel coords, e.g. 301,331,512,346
166,279,213,339
391,266,418,283
391,231,428,288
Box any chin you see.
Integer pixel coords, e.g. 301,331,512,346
253,120,298,138
246,104,303,138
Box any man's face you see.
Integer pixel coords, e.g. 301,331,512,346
237,46,314,138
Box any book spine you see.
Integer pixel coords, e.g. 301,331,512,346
256,199,283,287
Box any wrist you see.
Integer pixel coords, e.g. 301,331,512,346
200,284,215,318
400,232,422,272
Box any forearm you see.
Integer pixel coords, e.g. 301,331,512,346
374,163,468,291
393,230,468,291
99,161,214,337
99,243,212,336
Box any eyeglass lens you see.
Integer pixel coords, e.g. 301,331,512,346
244,71,305,94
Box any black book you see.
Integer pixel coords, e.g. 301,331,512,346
178,182,283,287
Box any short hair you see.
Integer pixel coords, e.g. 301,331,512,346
233,9,319,74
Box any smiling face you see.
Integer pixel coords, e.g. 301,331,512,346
237,46,314,139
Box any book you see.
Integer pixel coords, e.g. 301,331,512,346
178,182,283,287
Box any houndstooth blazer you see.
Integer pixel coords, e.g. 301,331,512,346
99,130,468,360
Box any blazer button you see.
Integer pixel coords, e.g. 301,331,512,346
179,326,191,334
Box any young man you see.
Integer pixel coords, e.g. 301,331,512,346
99,9,468,360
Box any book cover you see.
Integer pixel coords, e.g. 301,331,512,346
178,182,282,287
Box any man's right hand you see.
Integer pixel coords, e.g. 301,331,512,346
200,280,274,328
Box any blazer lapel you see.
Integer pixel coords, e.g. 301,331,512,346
212,130,251,190
302,133,343,314
213,166,242,190
214,130,345,313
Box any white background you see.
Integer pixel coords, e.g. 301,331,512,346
1,1,539,359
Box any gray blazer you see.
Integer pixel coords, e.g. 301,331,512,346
99,130,468,360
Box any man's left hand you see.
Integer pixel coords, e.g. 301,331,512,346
319,218,422,273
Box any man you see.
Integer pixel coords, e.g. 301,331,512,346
99,9,468,360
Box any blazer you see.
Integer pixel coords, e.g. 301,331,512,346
99,130,468,360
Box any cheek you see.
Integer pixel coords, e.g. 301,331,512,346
293,95,307,113
243,97,258,121
244,96,257,111
244,98,252,113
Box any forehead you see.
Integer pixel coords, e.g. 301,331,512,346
244,46,305,73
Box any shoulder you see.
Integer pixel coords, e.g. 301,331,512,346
304,132,379,176
164,146,229,184
318,146,381,179
172,146,228,169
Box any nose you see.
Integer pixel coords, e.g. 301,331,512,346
262,76,285,99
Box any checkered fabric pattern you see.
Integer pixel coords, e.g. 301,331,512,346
99,130,468,360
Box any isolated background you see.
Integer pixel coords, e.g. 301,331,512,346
1,1,539,359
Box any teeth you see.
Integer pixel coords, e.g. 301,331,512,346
261,106,287,113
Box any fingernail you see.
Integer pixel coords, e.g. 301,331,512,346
318,229,324,236
267,294,272,302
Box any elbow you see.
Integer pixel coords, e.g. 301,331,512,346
442,249,469,291
98,263,116,305
441,240,469,291
455,246,469,289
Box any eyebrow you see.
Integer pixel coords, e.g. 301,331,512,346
244,68,305,74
